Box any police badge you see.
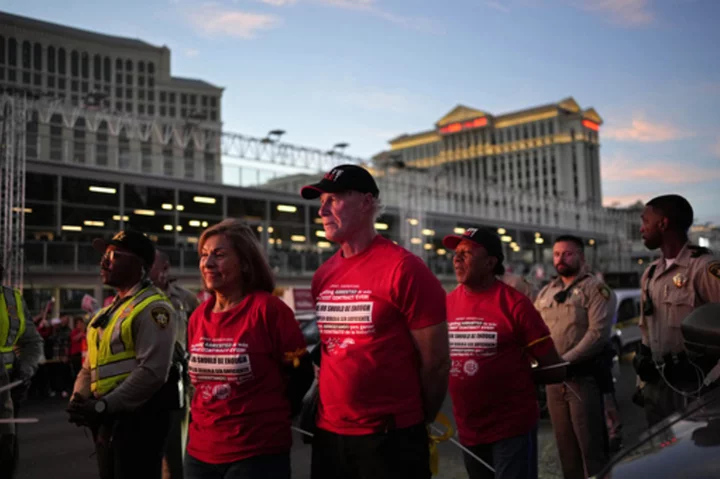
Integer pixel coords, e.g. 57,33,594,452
672,273,688,288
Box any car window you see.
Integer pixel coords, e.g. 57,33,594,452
617,298,638,323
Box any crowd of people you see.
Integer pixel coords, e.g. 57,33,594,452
1,165,719,479
28,313,87,400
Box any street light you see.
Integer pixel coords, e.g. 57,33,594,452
326,142,350,155
261,129,286,144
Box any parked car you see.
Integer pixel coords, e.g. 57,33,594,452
611,288,642,357
298,313,320,348
595,303,720,479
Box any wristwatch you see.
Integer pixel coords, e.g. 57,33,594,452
94,399,108,414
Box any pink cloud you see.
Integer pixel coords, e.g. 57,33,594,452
604,117,692,143
602,155,720,184
580,0,655,27
602,193,654,207
186,5,280,39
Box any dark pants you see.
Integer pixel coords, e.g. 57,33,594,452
311,423,430,479
184,452,291,479
462,426,538,479
546,377,608,479
163,407,187,478
643,380,696,426
94,408,171,479
49,361,73,394
0,400,19,479
71,354,84,379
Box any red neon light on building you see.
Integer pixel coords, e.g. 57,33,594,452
582,120,600,131
439,117,487,134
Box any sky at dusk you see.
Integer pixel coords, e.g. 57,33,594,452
5,0,720,223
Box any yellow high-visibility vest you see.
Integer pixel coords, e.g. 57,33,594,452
0,287,27,372
87,286,166,395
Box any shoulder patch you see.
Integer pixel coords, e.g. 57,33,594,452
151,306,171,329
689,245,712,258
709,261,720,281
598,285,611,300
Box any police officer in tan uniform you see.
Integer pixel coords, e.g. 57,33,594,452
501,271,537,301
535,235,616,479
150,249,200,479
634,195,720,426
67,230,178,479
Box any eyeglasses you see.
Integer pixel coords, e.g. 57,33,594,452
101,250,137,263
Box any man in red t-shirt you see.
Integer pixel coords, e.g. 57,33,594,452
443,227,565,479
300,165,450,479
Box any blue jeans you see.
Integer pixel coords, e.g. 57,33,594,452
184,452,291,479
462,426,538,479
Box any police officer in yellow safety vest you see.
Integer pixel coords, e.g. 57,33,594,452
67,230,178,479
0,258,43,479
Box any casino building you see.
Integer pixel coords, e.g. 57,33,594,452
376,97,603,209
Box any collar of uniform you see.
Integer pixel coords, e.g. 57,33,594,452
551,272,591,289
165,282,180,299
110,281,146,306
659,241,692,272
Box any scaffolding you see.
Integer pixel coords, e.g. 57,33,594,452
0,94,27,289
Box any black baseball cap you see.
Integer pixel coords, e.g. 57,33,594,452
300,164,379,200
443,227,505,274
92,230,156,267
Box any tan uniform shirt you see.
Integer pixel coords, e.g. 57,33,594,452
165,282,200,351
535,273,616,363
639,243,720,360
72,281,178,413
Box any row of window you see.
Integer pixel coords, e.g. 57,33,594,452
402,119,565,163
24,174,555,255
27,124,218,182
0,35,220,121
3,72,219,120
0,36,155,80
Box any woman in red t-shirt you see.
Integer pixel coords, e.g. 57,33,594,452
185,219,313,479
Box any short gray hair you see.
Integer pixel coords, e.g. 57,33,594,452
371,196,386,222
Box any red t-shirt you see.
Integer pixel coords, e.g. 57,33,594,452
447,280,553,446
312,235,447,435
70,328,86,356
186,291,307,464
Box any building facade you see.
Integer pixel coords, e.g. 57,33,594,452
377,97,603,207
0,11,224,182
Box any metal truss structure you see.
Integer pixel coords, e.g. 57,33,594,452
221,133,365,173
5,92,637,272
7,92,362,172
0,95,27,289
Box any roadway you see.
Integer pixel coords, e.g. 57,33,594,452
15,358,644,479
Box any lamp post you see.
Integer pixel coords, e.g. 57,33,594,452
326,142,349,156
261,129,286,144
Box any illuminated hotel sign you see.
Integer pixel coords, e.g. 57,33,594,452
582,119,600,131
438,117,488,134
